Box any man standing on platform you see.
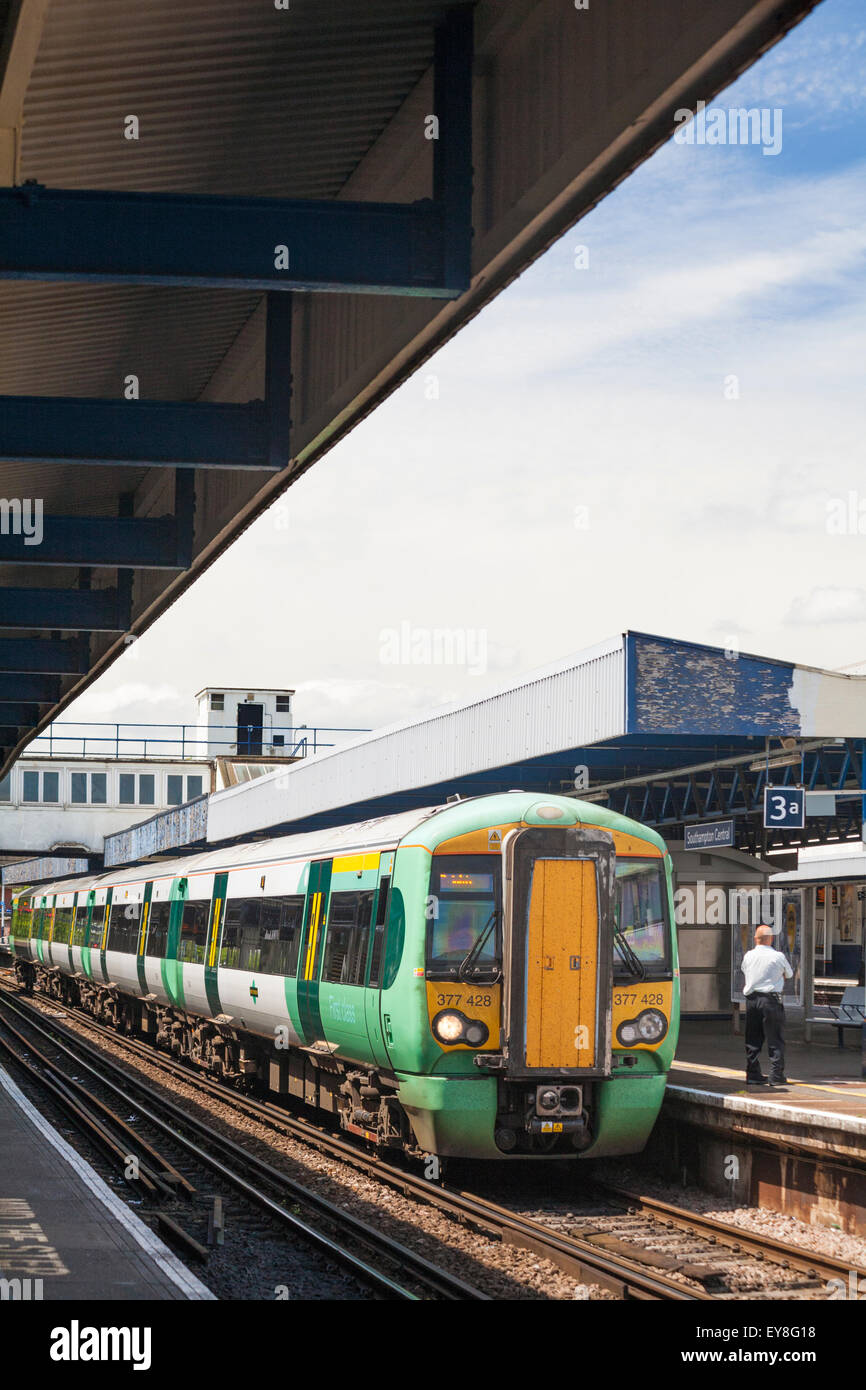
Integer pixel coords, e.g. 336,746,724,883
741,924,793,1088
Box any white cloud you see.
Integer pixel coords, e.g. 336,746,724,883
785,588,866,625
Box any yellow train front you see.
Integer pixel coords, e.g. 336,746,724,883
380,791,679,1159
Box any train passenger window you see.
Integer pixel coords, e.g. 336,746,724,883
146,901,171,959
72,904,90,946
89,903,107,948
220,899,262,971
11,897,32,937
107,899,142,954
322,891,374,986
178,900,209,964
426,856,502,982
52,907,75,944
367,877,391,988
259,896,305,976
218,895,304,975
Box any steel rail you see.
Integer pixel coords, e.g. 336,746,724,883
0,989,487,1302
1,986,703,1300
592,1181,866,1290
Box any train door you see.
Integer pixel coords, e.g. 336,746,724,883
504,827,614,1077
80,890,96,979
296,859,332,1045
135,881,154,995
364,857,394,1067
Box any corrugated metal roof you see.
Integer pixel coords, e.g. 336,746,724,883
0,0,822,778
206,635,627,841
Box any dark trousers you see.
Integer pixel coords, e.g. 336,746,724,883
745,993,785,1082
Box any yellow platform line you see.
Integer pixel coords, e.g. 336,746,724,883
672,1059,866,1098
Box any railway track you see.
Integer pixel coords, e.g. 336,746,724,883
5,979,859,1301
0,988,487,1301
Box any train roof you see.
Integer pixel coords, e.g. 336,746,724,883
17,791,667,899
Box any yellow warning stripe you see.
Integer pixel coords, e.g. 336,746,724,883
101,905,110,952
304,892,322,980
208,898,222,968
137,901,150,957
673,1060,866,1099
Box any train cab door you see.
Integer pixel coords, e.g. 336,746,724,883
364,857,394,1067
297,859,332,1046
505,827,614,1077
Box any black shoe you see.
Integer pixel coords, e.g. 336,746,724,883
769,1079,788,1088
746,1074,768,1086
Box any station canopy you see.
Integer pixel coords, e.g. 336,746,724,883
0,0,820,778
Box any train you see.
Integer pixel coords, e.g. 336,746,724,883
8,790,679,1161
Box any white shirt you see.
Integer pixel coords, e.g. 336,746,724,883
742,943,793,997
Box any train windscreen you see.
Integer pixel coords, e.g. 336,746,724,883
614,859,669,971
426,855,502,982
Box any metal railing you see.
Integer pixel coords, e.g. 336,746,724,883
27,722,370,761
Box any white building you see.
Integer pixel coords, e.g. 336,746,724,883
195,687,295,758
0,758,211,856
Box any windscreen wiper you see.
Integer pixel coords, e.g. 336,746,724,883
458,910,500,982
614,926,646,981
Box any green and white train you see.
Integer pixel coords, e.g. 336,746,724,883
10,791,679,1160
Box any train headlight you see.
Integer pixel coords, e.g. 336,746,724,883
432,1010,467,1044
637,1009,667,1042
616,1008,667,1046
432,1010,489,1048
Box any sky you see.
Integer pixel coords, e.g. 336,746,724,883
59,0,866,746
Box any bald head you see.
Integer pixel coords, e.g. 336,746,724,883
755,925,774,945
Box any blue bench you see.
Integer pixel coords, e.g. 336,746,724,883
806,986,865,1048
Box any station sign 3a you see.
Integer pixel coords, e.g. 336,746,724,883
763,786,804,830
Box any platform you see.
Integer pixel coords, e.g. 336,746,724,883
0,1065,213,1300
649,1021,866,1233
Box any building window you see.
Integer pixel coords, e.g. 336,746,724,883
167,774,183,806
210,693,224,711
138,774,155,806
275,695,291,713
70,772,87,804
119,773,136,805
22,770,39,802
0,773,10,802
42,771,59,803
90,773,107,805
186,775,203,800
272,735,285,748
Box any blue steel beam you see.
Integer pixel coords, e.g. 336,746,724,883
0,398,275,469
0,13,472,295
0,674,60,702
0,587,129,631
0,638,88,674
0,186,458,295
0,703,38,725
0,515,183,568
